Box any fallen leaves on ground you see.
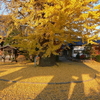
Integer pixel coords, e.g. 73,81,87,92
0,61,100,100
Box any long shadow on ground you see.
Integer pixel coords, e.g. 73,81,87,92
0,61,100,100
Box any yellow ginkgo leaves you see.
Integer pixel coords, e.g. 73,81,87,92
2,0,100,57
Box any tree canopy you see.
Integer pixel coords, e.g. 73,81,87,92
1,0,100,57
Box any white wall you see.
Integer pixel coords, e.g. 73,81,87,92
72,46,85,57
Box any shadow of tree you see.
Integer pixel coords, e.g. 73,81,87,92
0,70,7,73
0,61,100,100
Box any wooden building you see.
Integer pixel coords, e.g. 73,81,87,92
0,45,18,62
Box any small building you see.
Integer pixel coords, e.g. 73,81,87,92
72,39,100,57
72,46,85,57
0,45,18,62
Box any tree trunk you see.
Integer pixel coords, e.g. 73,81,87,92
39,54,56,66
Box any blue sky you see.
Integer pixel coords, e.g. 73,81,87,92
0,1,9,15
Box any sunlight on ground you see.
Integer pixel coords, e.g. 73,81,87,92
0,67,23,77
0,61,100,100
23,76,54,83
83,60,100,72
82,74,99,96
68,83,76,100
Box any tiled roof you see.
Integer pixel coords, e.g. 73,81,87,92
70,39,100,46
94,40,100,43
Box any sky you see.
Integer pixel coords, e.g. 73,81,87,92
0,1,9,15
0,2,5,15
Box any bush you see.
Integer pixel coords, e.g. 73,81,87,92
91,55,96,60
16,55,26,62
95,55,100,62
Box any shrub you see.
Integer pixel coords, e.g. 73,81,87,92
95,55,100,62
91,55,96,60
16,55,26,62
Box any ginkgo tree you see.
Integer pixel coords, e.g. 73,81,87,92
2,0,100,65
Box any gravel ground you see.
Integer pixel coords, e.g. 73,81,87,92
0,61,100,100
